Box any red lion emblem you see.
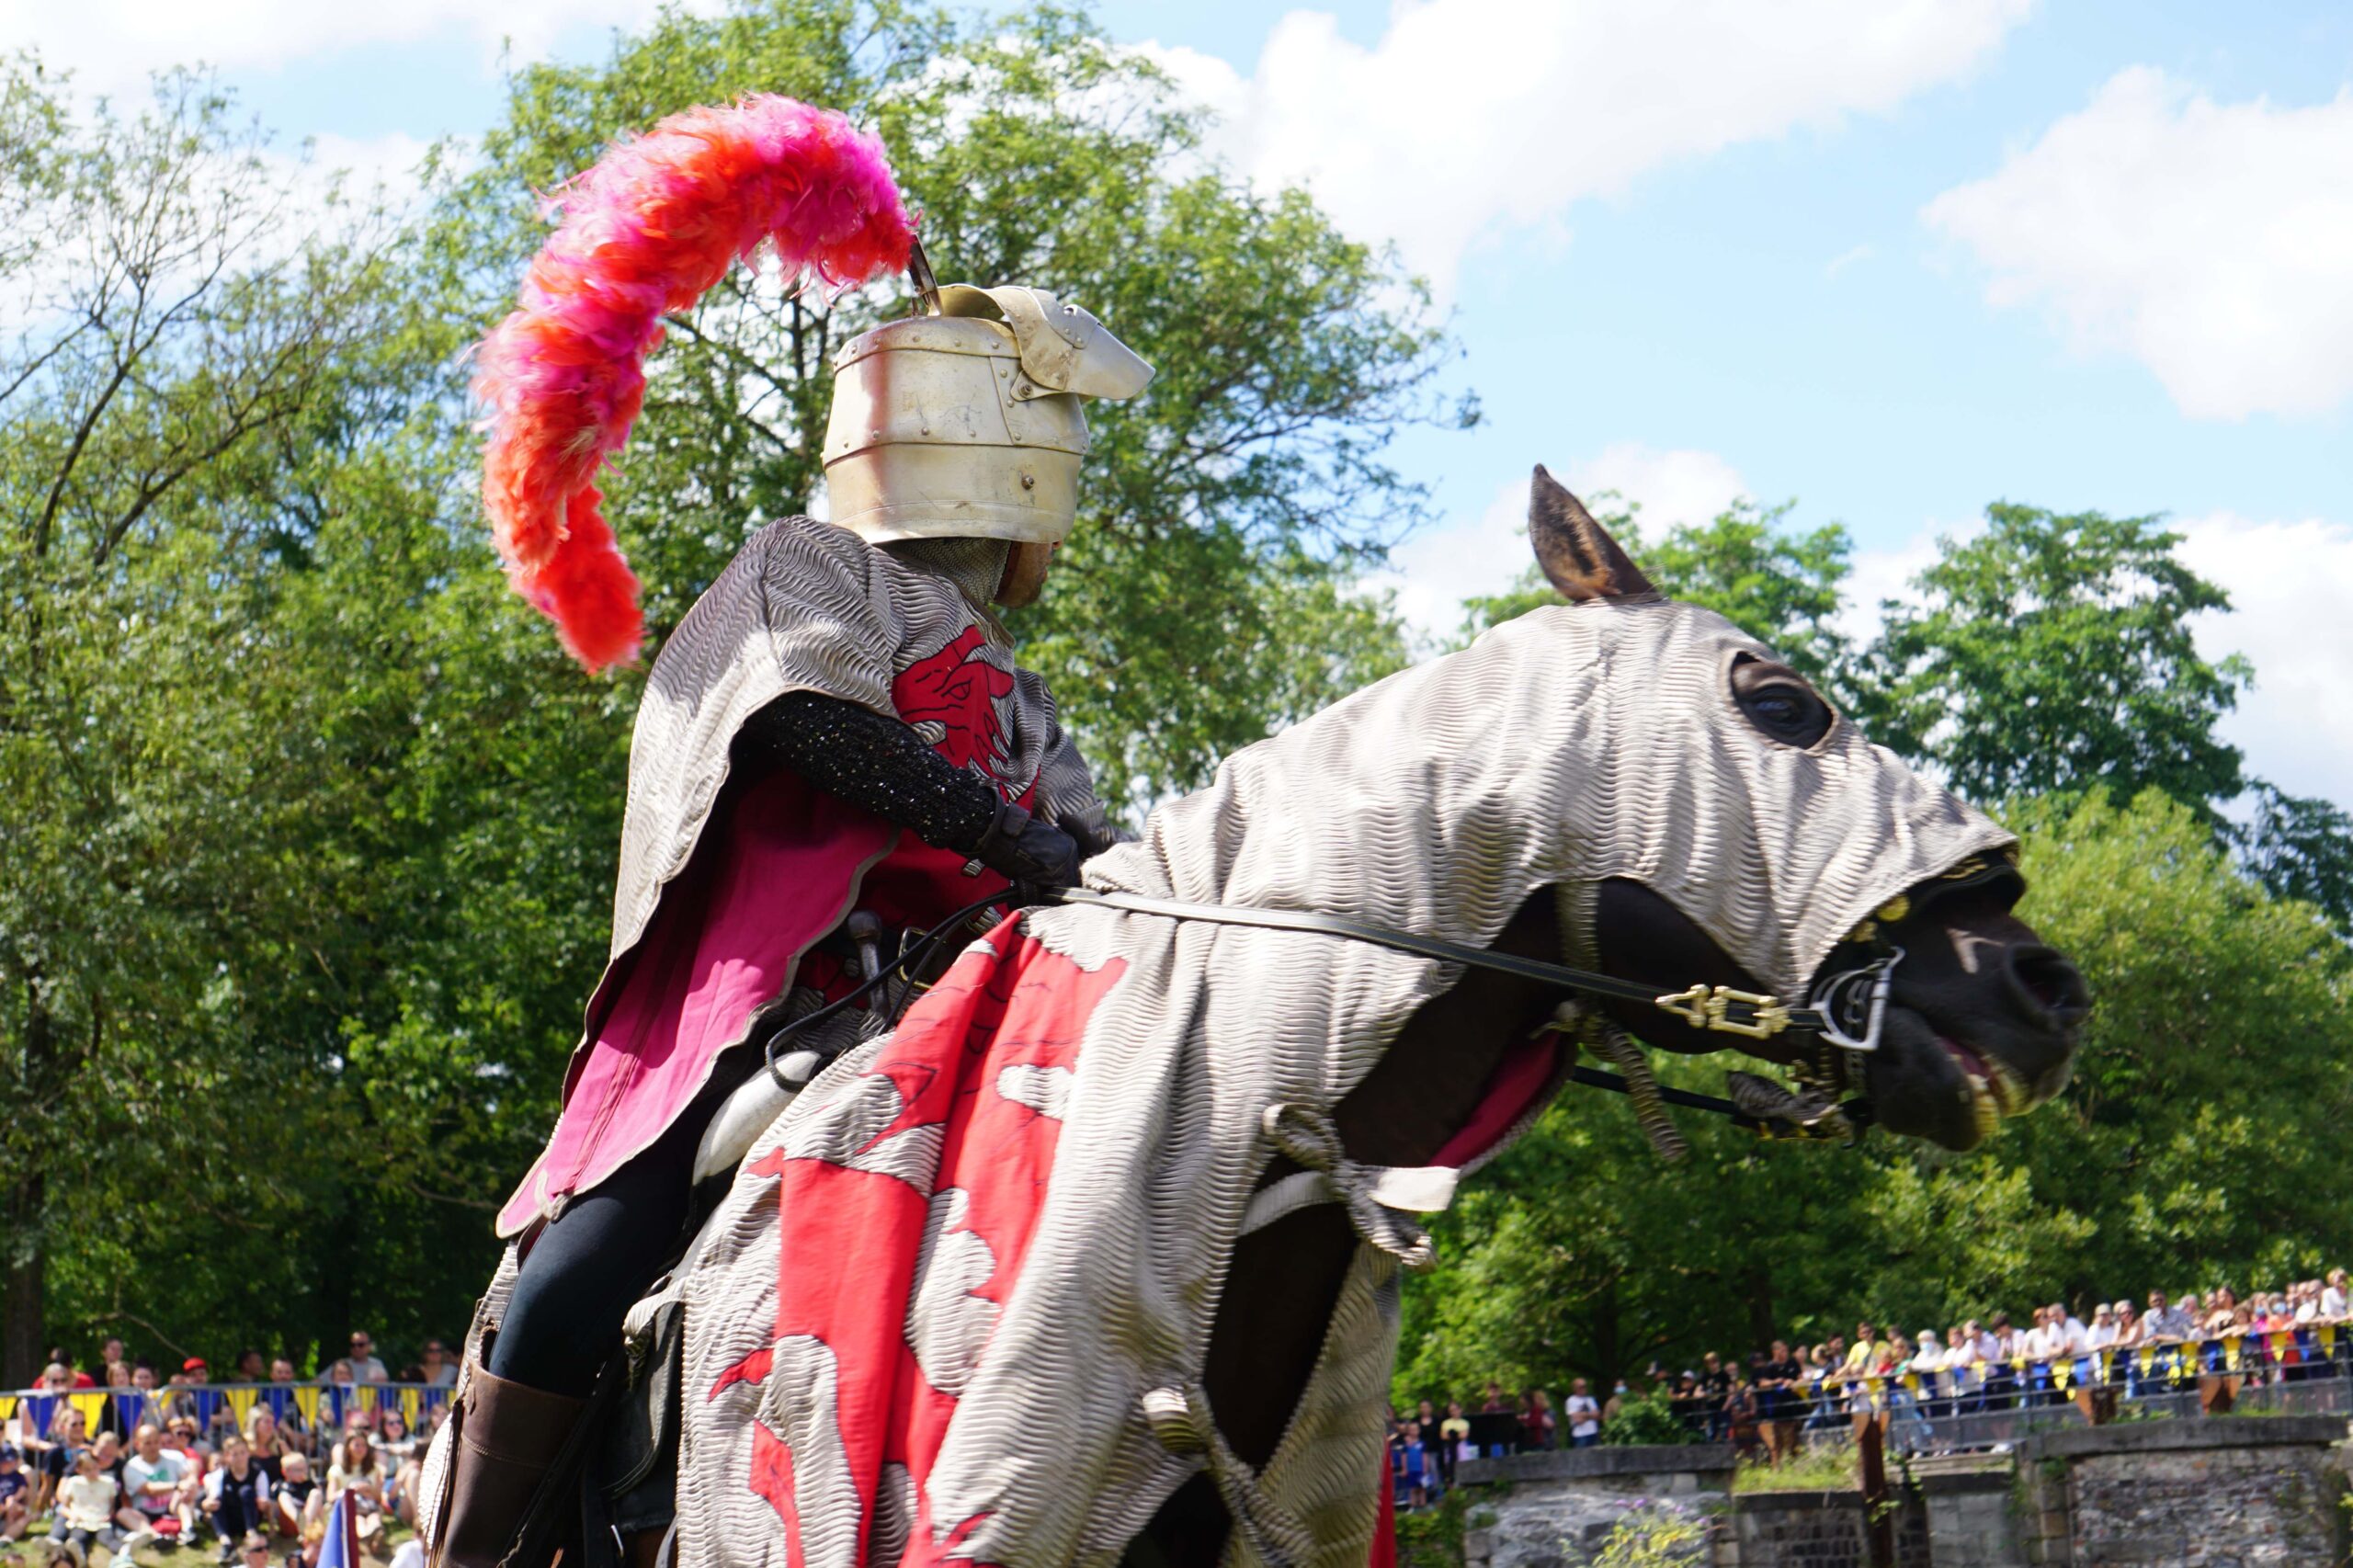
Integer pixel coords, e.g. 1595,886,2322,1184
714,930,1126,1567
892,625,1016,785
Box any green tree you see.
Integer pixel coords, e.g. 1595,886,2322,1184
2238,784,2353,939
445,0,1458,808
0,61,425,1380
1992,790,2353,1298
1461,495,1855,688
1859,506,2250,815
0,55,619,1374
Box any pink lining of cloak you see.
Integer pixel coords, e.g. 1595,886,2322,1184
495,772,1007,1239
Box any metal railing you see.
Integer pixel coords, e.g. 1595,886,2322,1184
1671,1330,2353,1454
1,1381,453,1443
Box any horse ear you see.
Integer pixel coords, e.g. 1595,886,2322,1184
1529,464,1656,602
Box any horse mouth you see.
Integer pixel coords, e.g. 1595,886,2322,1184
1864,1008,2045,1151
1937,1035,2032,1140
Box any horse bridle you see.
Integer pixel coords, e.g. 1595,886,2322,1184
763,881,1915,1142
1052,885,1904,1140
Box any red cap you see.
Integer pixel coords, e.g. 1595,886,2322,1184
182,1357,207,1372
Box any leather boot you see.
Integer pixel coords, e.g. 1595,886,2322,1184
434,1361,585,1568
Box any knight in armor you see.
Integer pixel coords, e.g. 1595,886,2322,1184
422,97,1151,1568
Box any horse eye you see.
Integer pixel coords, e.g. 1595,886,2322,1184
1730,656,1833,747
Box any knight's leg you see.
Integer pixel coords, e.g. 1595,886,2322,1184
490,1141,695,1395
494,1039,761,1392
439,1045,758,1568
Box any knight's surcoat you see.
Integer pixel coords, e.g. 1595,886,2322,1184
495,516,1108,1237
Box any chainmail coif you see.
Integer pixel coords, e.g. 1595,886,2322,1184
882,535,1011,609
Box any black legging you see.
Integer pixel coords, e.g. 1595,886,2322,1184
489,1045,762,1396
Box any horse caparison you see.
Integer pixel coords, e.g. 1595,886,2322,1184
1129,471,2086,1564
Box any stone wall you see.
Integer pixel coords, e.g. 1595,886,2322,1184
1457,1446,1736,1568
1727,1492,1866,1568
1911,1453,2029,1568
1727,1487,1931,1568
1447,1420,2347,1568
2022,1415,2349,1567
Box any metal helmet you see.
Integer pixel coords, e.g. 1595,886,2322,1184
822,279,1154,546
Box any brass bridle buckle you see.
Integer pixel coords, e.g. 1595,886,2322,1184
1653,983,1791,1040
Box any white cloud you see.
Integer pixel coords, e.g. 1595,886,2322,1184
1923,68,2353,421
1,0,675,97
1373,444,1752,638
1567,442,1749,534
1148,0,2030,294
1824,243,1877,278
274,132,447,225
1371,477,1532,640
2176,513,2353,804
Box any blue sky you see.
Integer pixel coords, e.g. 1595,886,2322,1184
15,0,2351,801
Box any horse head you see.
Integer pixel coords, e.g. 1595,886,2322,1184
1522,463,2086,1152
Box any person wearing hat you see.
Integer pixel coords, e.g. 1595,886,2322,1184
432,97,1144,1568
159,1357,211,1432
0,1445,28,1541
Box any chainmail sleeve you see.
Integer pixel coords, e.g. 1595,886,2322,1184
733,690,1001,852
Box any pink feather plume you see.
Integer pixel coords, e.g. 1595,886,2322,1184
474,95,915,671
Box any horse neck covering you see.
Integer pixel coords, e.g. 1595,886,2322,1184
672,599,2013,1568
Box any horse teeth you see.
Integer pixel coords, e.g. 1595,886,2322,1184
1965,1072,2001,1138
1988,1060,2032,1117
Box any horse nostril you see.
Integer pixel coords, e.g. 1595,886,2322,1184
2007,945,2090,1028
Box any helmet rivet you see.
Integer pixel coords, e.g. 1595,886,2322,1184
1020,473,1036,490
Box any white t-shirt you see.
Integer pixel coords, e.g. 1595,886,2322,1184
2322,1286,2347,1319
1564,1395,1600,1439
2085,1322,2119,1351
58,1472,120,1533
124,1449,188,1516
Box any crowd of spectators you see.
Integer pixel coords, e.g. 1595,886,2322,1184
2,1331,459,1568
1658,1270,2353,1459
1386,1379,1619,1509
1390,1269,2353,1505
19,1278,2351,1546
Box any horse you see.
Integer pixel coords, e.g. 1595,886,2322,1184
475,468,2087,1568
